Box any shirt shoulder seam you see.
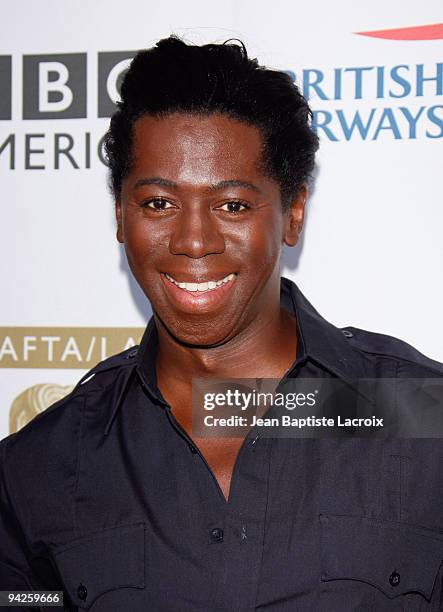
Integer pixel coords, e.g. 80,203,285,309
359,351,443,376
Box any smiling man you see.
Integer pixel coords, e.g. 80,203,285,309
1,36,443,612
114,110,305,500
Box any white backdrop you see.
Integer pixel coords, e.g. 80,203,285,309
1,0,442,439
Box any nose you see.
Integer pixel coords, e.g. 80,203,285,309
169,205,225,258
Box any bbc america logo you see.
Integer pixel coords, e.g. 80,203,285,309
0,51,136,120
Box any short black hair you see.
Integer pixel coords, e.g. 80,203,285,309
104,36,319,208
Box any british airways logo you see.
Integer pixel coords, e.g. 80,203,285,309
286,62,442,142
286,24,443,142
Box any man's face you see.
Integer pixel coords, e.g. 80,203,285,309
117,113,304,346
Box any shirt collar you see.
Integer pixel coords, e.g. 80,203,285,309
135,316,167,406
135,276,376,405
280,277,375,384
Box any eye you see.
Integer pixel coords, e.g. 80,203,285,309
217,201,250,214
141,197,174,211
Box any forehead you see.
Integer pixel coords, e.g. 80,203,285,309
129,113,268,186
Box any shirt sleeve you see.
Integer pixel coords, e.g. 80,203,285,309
0,437,45,591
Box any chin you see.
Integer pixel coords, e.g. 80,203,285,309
159,315,237,348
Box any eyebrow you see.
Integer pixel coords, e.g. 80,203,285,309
133,177,262,194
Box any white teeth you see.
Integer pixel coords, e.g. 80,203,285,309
164,273,235,292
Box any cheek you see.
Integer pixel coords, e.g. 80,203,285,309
124,217,166,261
230,216,282,270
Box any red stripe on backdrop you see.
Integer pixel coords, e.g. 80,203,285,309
355,23,443,40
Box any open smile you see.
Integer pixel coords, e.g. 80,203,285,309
163,272,236,293
160,272,237,313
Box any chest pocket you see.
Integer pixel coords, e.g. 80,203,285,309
320,514,443,610
52,522,145,610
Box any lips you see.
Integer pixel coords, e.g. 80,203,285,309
164,272,236,293
160,272,237,313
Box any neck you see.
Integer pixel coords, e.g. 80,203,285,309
154,301,297,391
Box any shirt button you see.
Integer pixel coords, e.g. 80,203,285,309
389,571,400,587
342,329,353,338
77,583,87,600
211,527,224,542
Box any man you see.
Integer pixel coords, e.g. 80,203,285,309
1,36,442,611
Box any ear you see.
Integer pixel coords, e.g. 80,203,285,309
115,199,124,243
283,185,307,247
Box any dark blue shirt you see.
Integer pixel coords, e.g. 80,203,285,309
1,277,443,611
